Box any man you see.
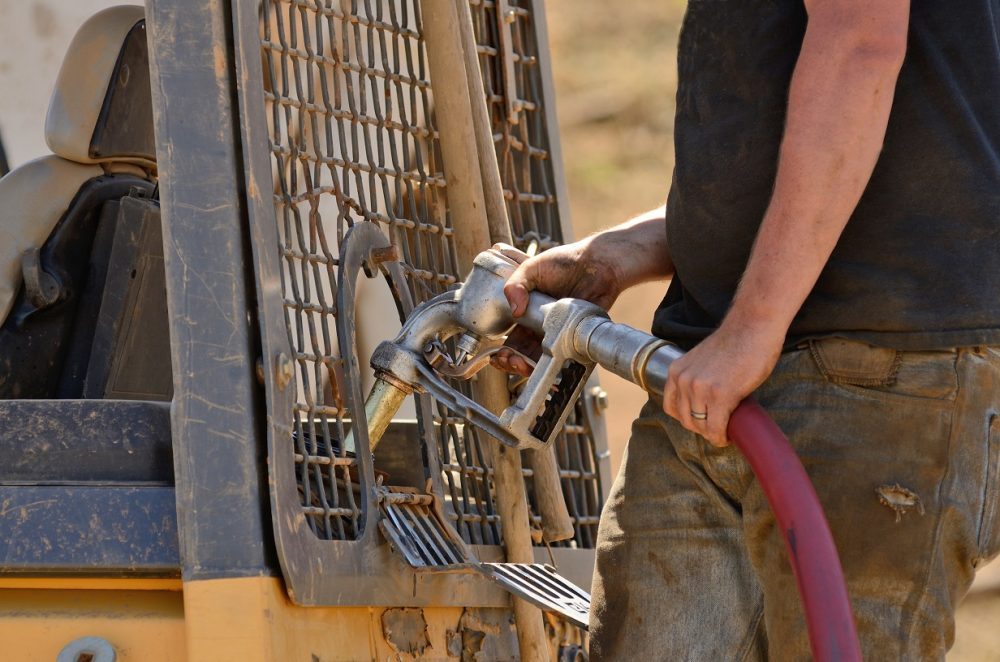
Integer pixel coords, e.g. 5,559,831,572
493,0,1000,658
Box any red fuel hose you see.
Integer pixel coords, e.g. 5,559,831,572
728,398,862,662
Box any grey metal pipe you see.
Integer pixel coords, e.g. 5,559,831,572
573,316,683,395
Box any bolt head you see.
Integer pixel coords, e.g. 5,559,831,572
589,386,609,413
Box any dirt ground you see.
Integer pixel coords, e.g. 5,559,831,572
546,2,1000,658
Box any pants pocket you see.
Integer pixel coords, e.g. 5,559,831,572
808,338,900,386
808,338,959,402
977,414,1000,565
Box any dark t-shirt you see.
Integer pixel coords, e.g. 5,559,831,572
652,0,1000,350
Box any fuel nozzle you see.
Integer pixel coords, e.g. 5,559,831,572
368,244,682,449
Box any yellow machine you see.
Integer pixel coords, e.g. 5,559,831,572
0,2,610,659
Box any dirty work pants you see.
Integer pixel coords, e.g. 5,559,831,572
589,339,1000,661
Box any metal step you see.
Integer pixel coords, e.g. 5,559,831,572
378,488,468,569
378,486,592,629
477,563,590,629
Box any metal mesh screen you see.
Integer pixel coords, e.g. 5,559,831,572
260,0,505,543
469,0,560,251
469,0,605,548
258,0,603,548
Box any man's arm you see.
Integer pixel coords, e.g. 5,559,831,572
503,205,671,310
663,0,910,446
495,206,672,375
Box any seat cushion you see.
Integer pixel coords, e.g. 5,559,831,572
0,155,102,322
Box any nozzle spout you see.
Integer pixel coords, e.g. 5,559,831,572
344,377,409,453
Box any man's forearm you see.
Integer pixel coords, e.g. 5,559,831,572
725,1,909,338
584,205,673,291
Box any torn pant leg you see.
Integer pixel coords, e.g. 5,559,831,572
589,342,1000,661
742,341,1000,660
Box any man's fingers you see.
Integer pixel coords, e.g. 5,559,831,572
664,363,735,447
701,398,732,448
503,282,530,318
490,347,534,377
675,376,699,433
666,367,699,432
492,243,529,264
662,371,681,422
506,327,542,362
508,354,533,377
689,386,735,447
503,260,537,318
490,351,511,373
692,381,726,447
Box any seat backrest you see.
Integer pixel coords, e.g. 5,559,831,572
45,5,154,171
0,5,164,399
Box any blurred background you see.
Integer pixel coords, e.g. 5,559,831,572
0,0,995,657
547,0,679,478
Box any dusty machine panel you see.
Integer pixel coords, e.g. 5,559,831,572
235,0,610,605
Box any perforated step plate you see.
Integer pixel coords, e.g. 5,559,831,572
378,489,468,569
378,487,591,629
477,563,590,629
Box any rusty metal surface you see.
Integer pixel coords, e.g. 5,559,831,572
450,607,521,659
381,607,432,656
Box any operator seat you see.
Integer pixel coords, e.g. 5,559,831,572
0,7,177,576
0,6,163,399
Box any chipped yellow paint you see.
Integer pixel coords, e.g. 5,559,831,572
182,576,467,661
0,577,483,660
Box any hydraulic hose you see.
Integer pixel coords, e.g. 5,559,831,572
728,399,861,662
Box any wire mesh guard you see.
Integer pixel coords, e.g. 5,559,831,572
258,0,605,548
260,0,502,543
469,0,604,548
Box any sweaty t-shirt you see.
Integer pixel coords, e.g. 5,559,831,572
652,0,1000,351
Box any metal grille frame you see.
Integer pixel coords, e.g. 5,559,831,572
257,0,453,543
235,0,475,605
234,0,608,605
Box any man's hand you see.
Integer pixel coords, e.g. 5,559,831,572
493,239,626,376
493,207,673,376
663,321,783,447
